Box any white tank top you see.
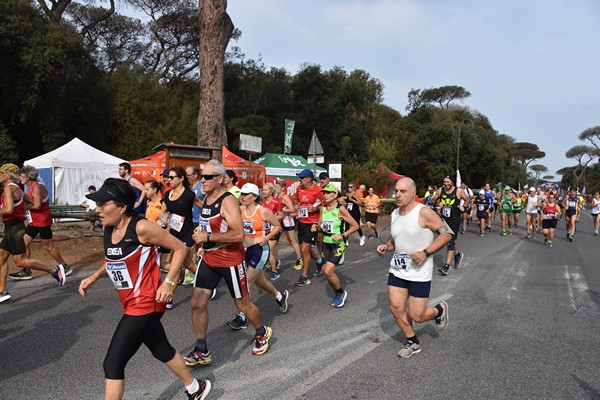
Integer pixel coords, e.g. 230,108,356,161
389,203,434,282
525,194,538,213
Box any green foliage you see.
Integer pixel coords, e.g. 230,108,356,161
0,2,546,194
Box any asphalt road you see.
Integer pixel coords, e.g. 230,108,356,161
1,211,599,400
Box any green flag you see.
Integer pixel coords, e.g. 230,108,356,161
283,119,295,154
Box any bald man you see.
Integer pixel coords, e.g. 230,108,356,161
377,177,452,358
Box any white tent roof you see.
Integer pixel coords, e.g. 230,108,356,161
25,137,125,168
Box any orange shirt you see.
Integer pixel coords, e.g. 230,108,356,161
364,194,381,214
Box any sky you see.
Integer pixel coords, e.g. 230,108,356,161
224,0,600,179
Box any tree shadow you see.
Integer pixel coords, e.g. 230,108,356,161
0,302,102,381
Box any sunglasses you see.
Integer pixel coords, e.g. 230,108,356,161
96,200,115,208
167,175,178,180
201,174,217,181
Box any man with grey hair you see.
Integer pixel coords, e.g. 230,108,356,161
9,165,72,281
183,160,273,366
377,177,451,358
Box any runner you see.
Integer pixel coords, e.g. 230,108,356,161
226,183,289,330
512,190,523,228
161,166,204,286
224,169,241,200
315,184,359,307
186,165,206,286
431,176,470,275
184,160,272,365
344,182,366,245
483,183,495,231
364,187,381,239
525,187,539,239
473,189,490,237
498,186,515,236
377,177,451,358
78,178,211,400
9,165,72,281
293,169,324,287
260,182,284,281
118,162,146,215
592,192,600,235
562,187,579,242
460,182,474,234
315,172,331,263
0,163,66,304
541,192,561,247
275,179,303,270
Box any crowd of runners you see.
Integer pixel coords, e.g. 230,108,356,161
1,158,599,399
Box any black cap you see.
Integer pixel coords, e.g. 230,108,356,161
86,185,126,204
86,178,135,209
161,169,170,177
319,172,329,179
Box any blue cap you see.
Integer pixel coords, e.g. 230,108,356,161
297,169,314,179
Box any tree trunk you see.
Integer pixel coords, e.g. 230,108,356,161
197,0,234,158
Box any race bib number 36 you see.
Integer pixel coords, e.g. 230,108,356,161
106,261,134,290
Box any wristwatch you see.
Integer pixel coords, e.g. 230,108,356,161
206,232,212,242
164,278,176,286
423,249,431,258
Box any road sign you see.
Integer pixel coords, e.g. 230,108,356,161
240,134,262,154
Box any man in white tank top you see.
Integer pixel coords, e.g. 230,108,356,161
377,177,452,359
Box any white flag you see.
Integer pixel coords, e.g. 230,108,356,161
456,169,462,188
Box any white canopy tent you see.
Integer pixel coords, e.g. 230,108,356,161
24,137,125,205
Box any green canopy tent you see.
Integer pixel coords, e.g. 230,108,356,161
255,153,326,179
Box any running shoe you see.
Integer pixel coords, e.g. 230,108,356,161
276,260,281,270
277,290,289,314
479,232,484,237
526,233,531,239
397,341,421,358
314,259,323,276
368,234,374,240
375,230,380,238
568,235,574,242
63,264,74,276
293,258,303,270
186,379,212,400
434,301,449,332
252,326,273,355
501,230,507,236
454,252,464,268
329,296,336,306
181,271,195,287
486,226,492,232
9,268,32,281
438,264,450,275
53,265,66,287
359,236,366,246
332,290,347,308
508,228,512,235
295,275,311,287
183,347,212,366
227,315,248,330
544,237,548,244
595,230,598,236
548,240,553,247
269,271,281,281
460,229,465,235
0,291,11,303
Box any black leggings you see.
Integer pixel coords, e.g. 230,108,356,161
103,312,176,380
348,209,363,237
